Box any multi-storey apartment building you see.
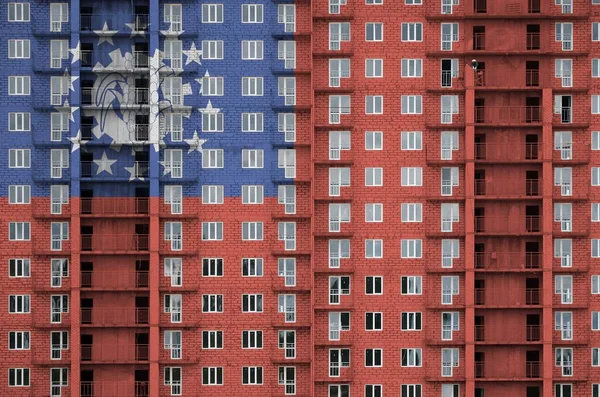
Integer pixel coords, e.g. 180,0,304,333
2,0,600,397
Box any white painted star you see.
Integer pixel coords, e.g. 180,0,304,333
183,42,202,65
64,68,79,92
198,100,221,115
93,151,117,175
70,106,79,122
159,160,172,176
124,165,145,181
184,130,208,153
69,41,81,64
125,22,148,38
69,130,84,152
94,22,117,45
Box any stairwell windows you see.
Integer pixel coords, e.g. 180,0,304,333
441,95,459,124
9,185,30,205
278,4,296,33
329,95,351,124
278,258,296,286
442,348,459,377
278,149,296,178
202,222,223,241
164,367,182,395
442,312,460,340
401,275,422,294
50,259,68,288
593,312,600,330
278,222,296,250
401,240,422,259
164,258,183,287
165,331,182,358
401,59,423,78
329,131,351,160
365,203,383,222
279,113,296,142
9,222,30,241
441,203,459,232
402,385,421,397
51,222,69,251
278,185,296,214
242,40,263,60
9,331,30,350
242,222,264,241
202,258,223,277
401,348,421,367
555,239,573,268
51,112,68,141
8,39,29,59
50,149,69,178
329,23,351,51
401,23,423,41
441,276,459,304
329,239,350,268
555,168,573,197
401,203,422,223
8,3,30,22
202,149,224,168
330,203,350,232
242,149,264,169
50,295,68,323
203,294,223,313
401,312,422,331
202,40,223,60
366,348,383,367
366,59,383,78
242,4,263,23
442,239,460,268
9,112,30,132
556,23,573,51
329,167,350,196
278,41,296,69
555,348,573,376
165,222,182,251
329,312,350,340
365,239,383,258
366,23,383,41
401,95,422,114
165,294,182,322
9,258,30,278
441,23,459,50
9,295,30,313
554,203,572,232
329,59,350,87
555,311,573,340
555,59,573,87
8,76,30,95
278,77,296,106
401,167,423,186
278,294,296,322
555,275,573,304
49,3,68,32
365,168,383,186
164,4,182,32
202,4,223,23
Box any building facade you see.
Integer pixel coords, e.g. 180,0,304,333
1,0,600,396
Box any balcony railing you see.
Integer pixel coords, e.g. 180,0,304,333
527,33,541,50
80,161,149,179
475,216,541,234
81,271,149,290
474,69,540,87
475,252,541,270
475,143,539,162
473,0,541,14
135,14,149,32
81,344,149,362
81,308,149,326
81,88,149,106
474,324,541,342
80,381,149,397
473,33,486,50
475,106,541,124
81,198,149,216
475,288,541,306
475,361,541,379
474,179,540,197
81,234,149,252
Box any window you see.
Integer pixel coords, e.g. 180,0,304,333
164,113,183,141
279,113,296,142
593,312,600,330
441,276,459,304
50,295,68,323
329,312,351,340
242,41,263,60
442,312,460,340
329,95,351,124
365,239,383,258
278,185,296,214
593,384,600,397
278,77,296,106
401,276,422,294
202,4,223,23
366,59,383,78
441,131,459,160
401,203,422,222
202,294,223,313
9,258,30,277
365,348,383,367
401,312,422,331
202,258,223,277
594,96,600,114
401,167,423,186
202,185,224,204
401,348,422,367
243,149,264,169
278,366,296,395
50,149,68,178
50,368,67,396
164,185,182,214
164,294,182,323
9,222,30,241
367,0,383,4
365,276,383,295
202,330,223,349
593,275,600,294
242,4,263,23
202,149,224,168
242,113,264,132
242,367,263,385
594,60,600,78
49,331,68,360
242,77,264,96
278,43,297,71
554,239,572,268
401,23,423,41
164,222,182,251
164,40,183,69
555,384,572,397
401,95,422,114
365,203,383,222
329,348,351,376
593,239,600,258
243,258,263,277
51,113,68,142
442,239,460,268
278,294,296,322
365,168,383,186
242,222,263,241
441,95,459,123
441,23,459,50
442,384,460,397
201,76,223,96
8,3,30,22
8,185,30,204
278,149,296,178
401,59,423,78
202,40,224,60
51,222,69,251
556,59,573,87
593,348,600,366
594,168,600,185
556,23,573,51
329,203,351,232
329,22,351,50
365,131,383,150
278,222,296,250
555,347,573,376
202,222,223,240
365,96,383,114
401,385,422,397
164,258,183,287
8,368,29,386
366,22,383,41
595,22,600,41
329,167,350,196
9,331,30,350
330,58,350,87
278,4,296,32
329,239,350,268
401,131,422,150
164,367,182,395
242,330,263,348
242,185,264,204
50,3,68,32
202,108,224,132
8,39,30,59
163,77,182,105
278,258,295,286
441,203,460,232
164,330,182,359
329,131,351,160
331,385,351,397
8,112,30,131
401,240,422,258
555,167,572,196
365,312,383,331
442,348,459,376
554,203,572,232
8,76,29,95
51,259,68,288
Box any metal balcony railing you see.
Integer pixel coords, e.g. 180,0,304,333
81,88,149,106
475,216,541,234
475,69,540,87
81,344,149,362
80,234,149,252
475,288,541,306
80,381,149,397
475,360,541,379
475,106,542,124
475,142,539,162
81,271,149,290
474,324,541,342
474,252,541,270
527,33,541,50
81,198,149,215
474,179,540,197
80,161,149,179
80,308,149,326
135,14,149,32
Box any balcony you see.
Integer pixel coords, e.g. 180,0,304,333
475,252,541,271
81,308,149,326
474,69,540,89
81,198,149,217
474,179,541,199
81,88,149,107
474,288,541,307
475,142,540,163
475,324,541,343
552,143,591,164
81,344,149,363
81,234,149,253
475,360,541,380
81,271,149,290
475,216,540,235
425,144,466,166
80,381,149,397
472,0,541,15
80,161,149,180
475,106,542,125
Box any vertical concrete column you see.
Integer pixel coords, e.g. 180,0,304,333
541,88,554,397
464,63,475,397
